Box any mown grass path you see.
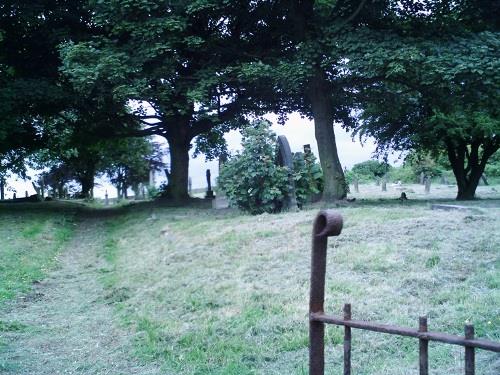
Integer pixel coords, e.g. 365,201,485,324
0,214,162,375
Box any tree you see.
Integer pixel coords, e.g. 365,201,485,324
102,138,165,199
61,0,266,201
233,1,391,201
349,31,500,199
0,0,95,161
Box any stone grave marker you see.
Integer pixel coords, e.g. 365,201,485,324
205,169,214,199
213,155,229,209
425,177,431,194
353,179,359,193
276,135,298,211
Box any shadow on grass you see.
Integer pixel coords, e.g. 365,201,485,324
0,197,214,219
1,196,499,220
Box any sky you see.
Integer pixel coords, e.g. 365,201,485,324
5,112,394,199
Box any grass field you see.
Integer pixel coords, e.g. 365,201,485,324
0,184,499,374
0,205,76,306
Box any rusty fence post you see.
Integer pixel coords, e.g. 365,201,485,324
419,316,429,375
465,324,475,375
343,303,352,375
310,210,343,375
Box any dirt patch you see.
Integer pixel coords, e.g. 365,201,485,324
0,218,162,375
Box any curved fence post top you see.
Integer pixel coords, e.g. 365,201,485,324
313,209,343,238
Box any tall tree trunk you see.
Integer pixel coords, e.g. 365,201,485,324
166,136,190,201
0,178,4,200
307,71,347,201
80,176,94,198
79,169,95,199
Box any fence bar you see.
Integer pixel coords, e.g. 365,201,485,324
310,313,500,352
344,304,352,375
309,210,343,375
419,316,429,375
465,325,475,375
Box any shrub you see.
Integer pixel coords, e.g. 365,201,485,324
293,151,323,206
348,160,391,183
218,121,290,214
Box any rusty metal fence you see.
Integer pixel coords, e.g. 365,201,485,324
309,210,500,375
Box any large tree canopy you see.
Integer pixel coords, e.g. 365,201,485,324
345,21,500,199
61,0,272,200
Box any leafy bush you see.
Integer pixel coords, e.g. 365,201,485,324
485,151,500,177
293,151,323,206
218,121,290,214
348,160,391,182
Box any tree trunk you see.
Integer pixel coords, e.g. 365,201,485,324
446,140,496,201
166,137,190,201
0,178,4,200
57,184,64,199
79,170,95,199
80,173,94,198
307,71,347,201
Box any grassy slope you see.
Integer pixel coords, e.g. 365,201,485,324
100,195,499,374
0,204,75,305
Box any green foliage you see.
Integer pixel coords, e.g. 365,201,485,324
348,160,391,182
218,121,289,215
407,153,443,177
349,29,500,199
292,151,323,206
101,138,165,197
485,151,500,177
387,165,416,184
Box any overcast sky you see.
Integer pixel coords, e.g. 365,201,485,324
6,112,394,199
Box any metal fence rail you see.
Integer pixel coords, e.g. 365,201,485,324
309,210,500,375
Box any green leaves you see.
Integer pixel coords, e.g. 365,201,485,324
218,120,290,215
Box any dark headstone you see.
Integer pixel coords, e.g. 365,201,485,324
205,169,214,199
276,135,298,210
381,178,387,192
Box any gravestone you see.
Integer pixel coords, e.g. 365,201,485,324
276,135,298,211
25,191,28,198
424,177,431,194
105,191,109,205
381,177,387,192
353,179,359,193
205,169,214,199
213,155,229,209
